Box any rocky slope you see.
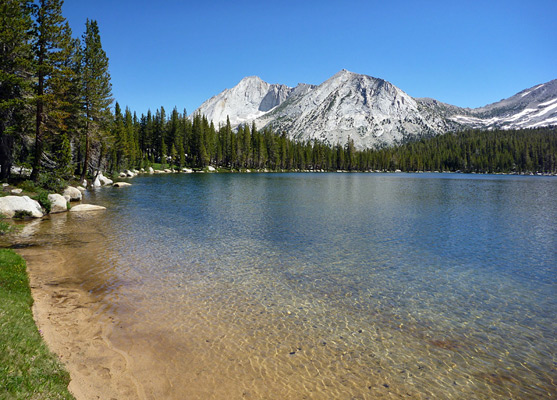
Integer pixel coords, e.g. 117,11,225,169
192,76,315,128
448,79,557,130
191,71,556,149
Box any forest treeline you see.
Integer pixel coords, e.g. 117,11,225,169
1,0,556,189
112,109,557,174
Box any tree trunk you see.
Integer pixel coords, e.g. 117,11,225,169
0,133,14,180
81,129,89,182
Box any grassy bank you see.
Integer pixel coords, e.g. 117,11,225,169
0,249,74,400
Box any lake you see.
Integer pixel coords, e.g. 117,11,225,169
12,173,557,398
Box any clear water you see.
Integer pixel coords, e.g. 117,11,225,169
14,173,557,398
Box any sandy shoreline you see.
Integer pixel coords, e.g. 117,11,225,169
17,247,146,400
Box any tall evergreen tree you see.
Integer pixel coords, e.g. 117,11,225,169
111,101,124,169
30,0,73,181
0,0,33,179
80,18,112,181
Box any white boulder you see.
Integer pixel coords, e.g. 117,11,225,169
125,170,135,177
76,186,86,192
63,186,82,202
119,172,127,178
47,193,68,214
148,167,154,174
97,172,113,186
0,196,43,218
69,204,106,212
207,166,216,172
93,176,102,187
11,188,23,194
182,168,193,173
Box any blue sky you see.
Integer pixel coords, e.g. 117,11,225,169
62,0,556,116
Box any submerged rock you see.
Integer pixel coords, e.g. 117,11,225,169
113,182,132,187
48,193,68,214
69,204,106,212
0,195,44,218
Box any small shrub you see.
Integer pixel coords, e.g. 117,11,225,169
0,213,12,234
37,172,67,193
32,189,51,214
13,210,33,219
19,180,38,193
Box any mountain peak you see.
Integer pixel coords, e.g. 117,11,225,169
239,75,264,84
333,69,354,77
192,73,557,149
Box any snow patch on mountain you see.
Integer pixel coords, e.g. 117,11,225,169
450,79,557,130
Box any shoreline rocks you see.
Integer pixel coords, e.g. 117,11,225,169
0,196,44,218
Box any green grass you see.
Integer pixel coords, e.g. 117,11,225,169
0,249,74,400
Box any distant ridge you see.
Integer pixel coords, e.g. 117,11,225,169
192,71,557,149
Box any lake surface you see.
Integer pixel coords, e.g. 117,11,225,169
12,173,557,398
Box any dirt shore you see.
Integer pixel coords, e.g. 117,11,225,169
18,247,147,400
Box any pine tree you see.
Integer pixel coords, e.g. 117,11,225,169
112,102,124,169
124,107,135,167
0,0,33,179
30,0,73,181
80,19,112,182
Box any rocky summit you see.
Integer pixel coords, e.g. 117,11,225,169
192,70,557,149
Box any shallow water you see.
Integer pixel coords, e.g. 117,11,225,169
8,173,557,398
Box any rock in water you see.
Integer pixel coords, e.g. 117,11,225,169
113,182,132,187
98,172,113,186
63,186,82,201
69,204,106,212
47,194,68,214
0,196,44,218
